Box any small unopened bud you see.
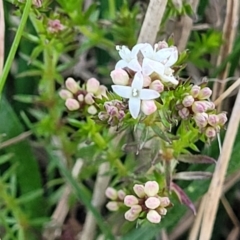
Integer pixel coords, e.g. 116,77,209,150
59,89,73,100
118,190,126,201
205,126,216,138
156,41,168,50
65,99,80,111
124,195,139,207
97,85,108,99
145,197,161,209
124,209,139,222
106,201,119,211
147,210,161,223
143,76,151,87
87,105,97,115
85,93,94,105
86,78,100,94
130,205,142,215
107,106,118,116
105,187,118,200
218,112,227,126
133,184,145,198
48,19,65,33
158,207,167,215
193,113,208,128
141,100,157,115
78,94,84,102
110,69,129,85
159,197,170,207
144,181,159,197
118,110,125,120
178,108,189,119
149,80,164,93
98,112,109,121
192,101,208,113
205,101,215,111
198,87,212,99
208,114,219,127
182,95,194,107
65,77,80,94
190,85,201,98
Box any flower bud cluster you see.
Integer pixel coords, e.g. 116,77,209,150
59,77,107,115
105,187,126,211
177,85,227,139
106,181,171,224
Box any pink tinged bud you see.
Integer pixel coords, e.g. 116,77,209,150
98,112,109,121
156,41,168,50
208,114,219,127
65,77,80,94
87,105,97,115
146,210,161,223
158,207,167,215
124,209,139,222
144,181,159,197
205,101,215,110
218,112,227,126
193,113,208,128
149,80,164,93
59,89,73,100
205,126,216,138
105,187,118,200
145,197,161,209
178,108,189,119
118,110,125,120
124,195,139,207
85,93,94,105
48,19,65,33
133,184,146,198
97,85,108,99
110,69,129,85
118,190,126,201
143,76,151,87
192,101,208,114
86,78,100,94
65,99,80,111
106,201,119,211
130,205,142,215
190,85,201,98
141,100,157,115
198,87,212,99
182,95,194,107
78,94,84,102
159,197,170,207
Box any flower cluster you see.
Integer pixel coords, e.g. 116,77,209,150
111,42,179,119
105,187,126,211
105,181,171,224
59,77,107,115
177,85,227,139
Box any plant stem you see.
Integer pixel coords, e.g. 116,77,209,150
0,0,32,99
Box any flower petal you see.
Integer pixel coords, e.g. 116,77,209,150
159,73,179,85
118,46,131,61
128,59,142,72
115,60,128,69
132,72,143,90
140,89,160,100
129,97,141,119
155,47,174,62
131,43,145,57
111,85,132,98
142,58,164,76
140,43,154,58
164,47,178,67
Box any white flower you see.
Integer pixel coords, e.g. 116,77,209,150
111,72,160,119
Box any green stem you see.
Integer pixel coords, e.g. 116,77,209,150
0,0,32,99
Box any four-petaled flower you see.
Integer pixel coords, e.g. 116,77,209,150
112,72,160,119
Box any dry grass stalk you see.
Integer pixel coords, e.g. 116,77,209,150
198,89,240,240
212,0,239,104
0,0,4,74
137,0,168,45
226,227,240,240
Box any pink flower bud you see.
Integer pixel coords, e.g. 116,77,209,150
208,114,219,127
182,95,194,107
144,181,159,197
141,100,157,115
86,78,100,94
158,207,167,215
65,99,80,111
106,201,119,211
159,197,170,207
205,101,215,110
156,41,168,50
198,87,212,99
65,77,80,94
192,101,208,113
59,89,73,100
117,190,126,201
218,112,227,126
85,93,94,105
110,69,129,85
48,19,65,33
130,205,142,215
133,184,146,198
77,94,84,102
118,110,125,120
190,85,201,98
145,197,161,209
149,80,164,93
124,209,139,222
96,85,108,99
143,76,151,87
147,210,161,223
98,112,109,121
87,105,97,115
124,195,139,207
205,126,216,138
193,113,208,128
178,108,189,119
105,187,118,200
